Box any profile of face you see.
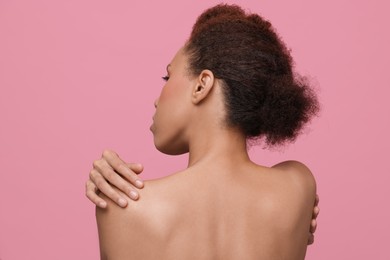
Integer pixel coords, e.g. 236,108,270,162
150,48,196,155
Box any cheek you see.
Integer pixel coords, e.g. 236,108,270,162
153,82,189,136
154,86,177,127
159,79,182,102
158,79,189,111
156,88,174,118
158,88,171,105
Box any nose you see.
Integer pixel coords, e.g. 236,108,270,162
154,98,158,108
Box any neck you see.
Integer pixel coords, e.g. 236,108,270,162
187,125,250,168
184,80,251,170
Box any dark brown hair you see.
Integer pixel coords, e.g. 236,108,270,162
184,4,319,146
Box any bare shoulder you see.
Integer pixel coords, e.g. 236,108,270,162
258,160,316,257
255,160,317,226
271,160,316,194
272,160,314,176
95,172,186,259
96,171,186,227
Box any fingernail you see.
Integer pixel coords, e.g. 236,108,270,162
130,191,138,200
99,201,107,208
135,180,144,188
118,198,127,207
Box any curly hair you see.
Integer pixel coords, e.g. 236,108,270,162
184,4,319,146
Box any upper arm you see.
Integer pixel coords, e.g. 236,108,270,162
96,192,141,260
95,198,116,260
271,160,317,257
95,194,118,259
273,161,316,217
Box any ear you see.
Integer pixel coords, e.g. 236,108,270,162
191,69,215,104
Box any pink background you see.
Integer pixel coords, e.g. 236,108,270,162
1,0,389,259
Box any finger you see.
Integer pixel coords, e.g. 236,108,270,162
126,163,144,175
85,179,107,208
313,206,320,218
124,163,144,188
92,160,141,200
90,169,130,207
307,234,314,245
315,194,319,206
310,219,317,233
101,150,144,188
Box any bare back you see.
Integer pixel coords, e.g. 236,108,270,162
96,160,316,260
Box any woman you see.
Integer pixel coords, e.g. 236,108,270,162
89,4,320,259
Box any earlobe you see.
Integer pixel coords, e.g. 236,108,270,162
192,70,215,104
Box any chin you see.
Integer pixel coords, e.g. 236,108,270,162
154,140,189,155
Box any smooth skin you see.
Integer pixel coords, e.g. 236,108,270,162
86,152,319,245
93,48,319,259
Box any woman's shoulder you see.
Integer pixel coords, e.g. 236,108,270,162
96,172,188,251
270,160,316,192
243,161,316,238
129,170,190,215
96,171,185,217
246,160,316,217
141,170,190,200
262,160,317,217
95,172,189,259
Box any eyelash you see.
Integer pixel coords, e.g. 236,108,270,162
162,76,170,81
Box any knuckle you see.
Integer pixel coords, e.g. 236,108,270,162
94,178,106,189
86,189,93,198
86,189,98,200
86,179,97,191
128,173,137,182
115,163,126,172
106,169,118,181
89,169,98,180
118,164,131,177
102,149,113,158
92,159,100,168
